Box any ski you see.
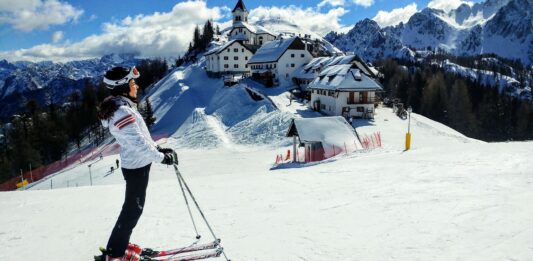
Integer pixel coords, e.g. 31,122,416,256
141,239,221,258
142,247,223,261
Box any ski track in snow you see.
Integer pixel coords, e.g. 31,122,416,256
1,62,533,261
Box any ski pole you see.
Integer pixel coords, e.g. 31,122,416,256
177,169,201,239
173,164,231,261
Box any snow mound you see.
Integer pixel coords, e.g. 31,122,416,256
145,64,294,148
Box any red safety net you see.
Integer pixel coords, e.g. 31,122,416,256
0,133,168,191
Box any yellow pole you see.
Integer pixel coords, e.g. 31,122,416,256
405,107,412,151
405,132,411,151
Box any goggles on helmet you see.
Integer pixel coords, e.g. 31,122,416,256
103,66,140,87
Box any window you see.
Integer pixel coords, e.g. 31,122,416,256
242,48,244,52
321,104,326,110
234,56,238,60
245,56,248,60
301,54,305,58
291,54,295,58
224,56,228,60
245,64,248,68
286,73,289,78
286,64,289,68
234,48,238,52
239,28,242,32
227,49,230,52
291,64,295,68
357,107,364,112
234,64,239,68
224,64,229,68
274,64,276,68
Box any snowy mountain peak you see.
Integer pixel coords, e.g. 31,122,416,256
327,0,532,65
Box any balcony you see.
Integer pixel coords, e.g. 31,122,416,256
347,97,375,105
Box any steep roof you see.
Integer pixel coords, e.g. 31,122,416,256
231,21,257,34
247,37,304,64
232,0,247,12
286,116,359,150
204,40,255,56
308,64,383,91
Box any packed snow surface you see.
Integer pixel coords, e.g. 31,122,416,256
1,63,532,261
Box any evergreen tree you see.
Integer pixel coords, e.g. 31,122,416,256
515,102,531,140
202,20,215,50
193,25,201,50
141,98,156,128
421,72,448,122
447,79,478,136
8,118,41,175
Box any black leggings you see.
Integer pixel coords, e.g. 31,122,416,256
106,164,151,257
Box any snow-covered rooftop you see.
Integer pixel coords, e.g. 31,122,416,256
248,36,299,64
204,40,254,56
287,116,359,150
233,21,257,34
255,25,276,36
308,64,383,91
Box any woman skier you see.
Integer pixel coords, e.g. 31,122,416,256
96,66,178,261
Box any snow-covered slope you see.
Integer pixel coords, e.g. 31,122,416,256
326,0,532,65
2,104,532,260
144,60,295,149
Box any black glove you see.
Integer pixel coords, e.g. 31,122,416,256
157,146,174,154
161,151,178,165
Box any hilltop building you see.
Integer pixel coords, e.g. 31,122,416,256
247,36,314,87
308,63,383,119
205,0,276,76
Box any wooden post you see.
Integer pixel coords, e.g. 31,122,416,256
29,163,33,182
344,142,348,154
88,164,93,186
293,136,297,162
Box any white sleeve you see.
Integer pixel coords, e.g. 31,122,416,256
112,107,165,163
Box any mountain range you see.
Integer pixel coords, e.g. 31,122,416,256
325,0,533,65
0,54,138,120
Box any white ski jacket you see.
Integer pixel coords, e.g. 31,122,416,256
101,96,164,169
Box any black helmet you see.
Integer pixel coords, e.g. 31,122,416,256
103,66,140,89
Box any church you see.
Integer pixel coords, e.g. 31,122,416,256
205,0,276,76
227,0,277,46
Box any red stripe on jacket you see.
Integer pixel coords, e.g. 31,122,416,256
117,117,136,129
114,114,134,127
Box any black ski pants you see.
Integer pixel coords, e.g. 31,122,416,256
106,164,151,257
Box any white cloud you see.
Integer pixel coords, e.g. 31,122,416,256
373,3,418,27
0,0,83,32
88,14,98,21
0,2,354,62
427,0,473,12
249,5,350,36
352,0,374,8
51,31,63,43
318,0,346,8
0,1,225,62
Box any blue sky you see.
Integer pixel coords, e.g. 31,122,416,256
0,0,480,61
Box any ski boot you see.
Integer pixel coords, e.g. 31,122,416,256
94,246,141,261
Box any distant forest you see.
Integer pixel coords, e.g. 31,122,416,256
0,59,168,183
377,58,533,142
